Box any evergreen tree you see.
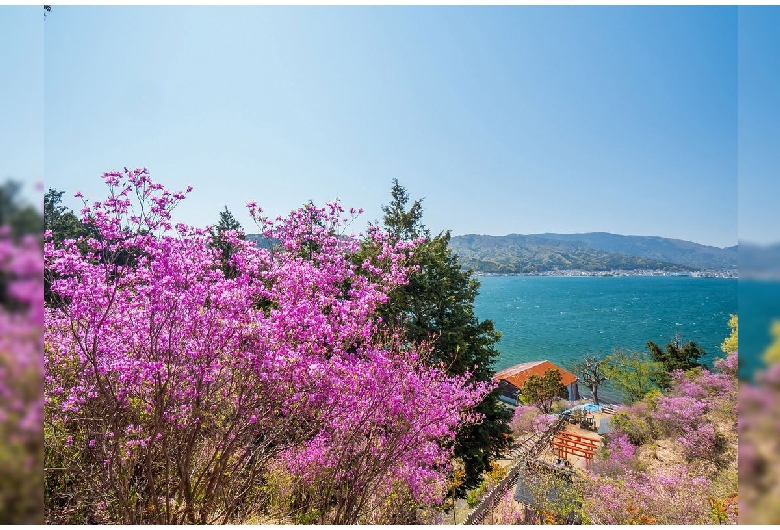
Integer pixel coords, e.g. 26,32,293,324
364,179,511,495
647,331,704,388
209,206,245,279
1,181,42,238
43,188,96,307
1,181,43,309
44,188,89,243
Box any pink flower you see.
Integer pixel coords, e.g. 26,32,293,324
44,169,489,524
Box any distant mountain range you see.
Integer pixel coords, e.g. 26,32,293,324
449,232,738,274
739,242,780,278
243,231,740,274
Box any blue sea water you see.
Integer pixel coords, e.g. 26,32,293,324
739,279,780,379
473,276,738,402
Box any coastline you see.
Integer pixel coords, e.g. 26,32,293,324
474,269,737,279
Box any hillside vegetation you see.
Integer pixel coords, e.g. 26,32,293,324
580,350,738,524
532,232,737,270
449,234,695,274
449,232,737,273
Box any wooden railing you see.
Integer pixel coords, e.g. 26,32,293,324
462,415,567,525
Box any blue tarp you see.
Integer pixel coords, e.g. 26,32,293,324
562,403,602,414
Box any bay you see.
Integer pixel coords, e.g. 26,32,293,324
739,279,780,379
473,276,738,403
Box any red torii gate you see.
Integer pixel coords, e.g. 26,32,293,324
550,431,601,467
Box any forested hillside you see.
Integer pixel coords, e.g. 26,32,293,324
449,234,695,274
531,232,737,270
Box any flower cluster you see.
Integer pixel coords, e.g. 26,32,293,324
583,351,738,524
589,432,638,477
44,169,490,524
0,226,44,523
582,465,716,524
509,404,541,435
739,349,780,524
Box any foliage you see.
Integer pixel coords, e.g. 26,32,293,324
448,233,697,274
521,369,568,413
647,333,705,388
567,353,608,405
0,222,44,524
0,181,42,239
44,188,92,245
44,169,490,524
720,314,738,354
582,465,720,524
360,179,510,495
208,206,245,279
549,398,570,414
764,320,780,364
465,464,506,508
380,179,427,241
519,463,583,524
585,350,738,524
610,402,658,446
739,325,780,524
602,349,663,404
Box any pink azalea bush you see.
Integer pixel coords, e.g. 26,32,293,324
44,169,490,524
509,404,541,435
533,412,557,432
650,359,736,465
582,465,719,524
0,227,44,523
739,354,780,523
584,351,739,524
589,432,638,477
651,394,710,435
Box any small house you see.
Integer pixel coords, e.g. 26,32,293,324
494,360,579,405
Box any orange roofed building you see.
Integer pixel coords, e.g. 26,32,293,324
494,360,580,405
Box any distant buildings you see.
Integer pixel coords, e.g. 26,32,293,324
478,269,737,278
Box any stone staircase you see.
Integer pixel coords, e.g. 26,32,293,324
462,415,567,525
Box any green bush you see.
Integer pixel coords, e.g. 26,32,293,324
611,409,657,446
550,399,570,414
466,487,483,508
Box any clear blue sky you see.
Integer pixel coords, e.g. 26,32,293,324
739,7,780,247
0,6,43,205
5,6,752,247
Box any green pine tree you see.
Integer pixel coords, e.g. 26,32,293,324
362,179,511,495
44,188,89,243
1,181,42,238
44,188,98,307
209,206,245,279
647,331,705,388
